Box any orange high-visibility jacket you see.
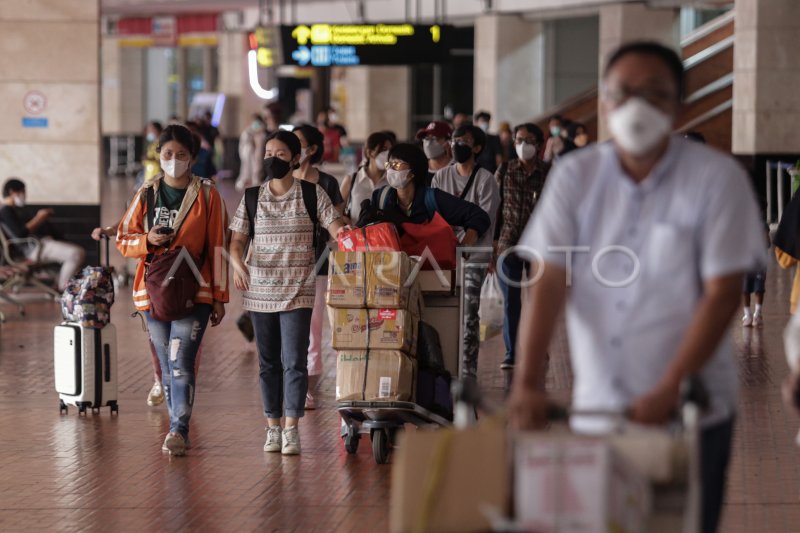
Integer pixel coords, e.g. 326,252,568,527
116,176,230,312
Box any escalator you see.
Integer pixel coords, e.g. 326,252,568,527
534,10,735,151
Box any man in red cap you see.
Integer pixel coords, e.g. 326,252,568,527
416,120,453,186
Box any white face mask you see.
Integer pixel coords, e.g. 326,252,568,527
386,168,413,189
423,138,446,160
13,194,25,207
607,97,672,157
299,147,311,165
161,158,189,178
515,142,538,161
374,150,389,170
160,157,190,178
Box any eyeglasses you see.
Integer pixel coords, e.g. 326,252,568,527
385,160,410,171
514,137,538,145
601,85,676,107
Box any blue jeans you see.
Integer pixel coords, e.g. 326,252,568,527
251,308,313,419
145,304,212,439
497,253,529,366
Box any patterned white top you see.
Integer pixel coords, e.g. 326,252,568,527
230,179,341,313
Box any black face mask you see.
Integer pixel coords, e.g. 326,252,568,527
453,143,473,164
264,157,292,180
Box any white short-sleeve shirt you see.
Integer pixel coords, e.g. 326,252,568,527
517,137,767,431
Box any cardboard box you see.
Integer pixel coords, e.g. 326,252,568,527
390,421,510,533
326,251,366,308
331,308,418,356
335,350,415,402
327,251,422,311
366,251,417,309
514,435,652,533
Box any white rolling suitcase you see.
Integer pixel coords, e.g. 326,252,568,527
54,323,118,414
54,236,119,415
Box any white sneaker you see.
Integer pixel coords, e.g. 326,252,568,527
282,426,301,455
147,381,164,407
264,425,282,453
162,432,186,456
742,314,753,327
753,313,763,327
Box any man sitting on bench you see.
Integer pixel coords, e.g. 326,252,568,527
0,178,84,290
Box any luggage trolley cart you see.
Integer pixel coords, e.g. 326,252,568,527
509,378,708,533
338,269,465,464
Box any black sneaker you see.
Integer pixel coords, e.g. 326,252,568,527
500,361,514,370
236,313,254,342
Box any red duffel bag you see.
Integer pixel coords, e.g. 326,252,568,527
337,222,402,252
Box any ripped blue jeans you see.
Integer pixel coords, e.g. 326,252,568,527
144,304,211,440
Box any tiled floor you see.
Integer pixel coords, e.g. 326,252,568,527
0,176,797,532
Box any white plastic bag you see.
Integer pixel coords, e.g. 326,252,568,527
479,273,504,340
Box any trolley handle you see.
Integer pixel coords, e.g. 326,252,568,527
97,234,112,268
546,375,711,423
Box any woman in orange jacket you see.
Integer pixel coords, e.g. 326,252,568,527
117,124,229,456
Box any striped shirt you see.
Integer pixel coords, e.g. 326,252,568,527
229,179,340,313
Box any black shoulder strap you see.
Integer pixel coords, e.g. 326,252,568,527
299,180,318,249
244,186,259,242
378,186,394,210
460,164,481,200
299,180,318,225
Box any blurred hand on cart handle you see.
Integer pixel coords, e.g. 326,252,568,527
508,387,550,430
515,375,710,430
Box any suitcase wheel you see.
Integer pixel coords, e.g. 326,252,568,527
109,402,119,415
78,404,88,415
59,400,68,415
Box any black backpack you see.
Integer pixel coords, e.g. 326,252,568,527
244,180,318,248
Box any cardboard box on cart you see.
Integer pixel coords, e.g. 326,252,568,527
390,419,510,533
335,350,415,401
327,251,421,310
326,251,367,308
366,251,419,309
330,308,419,356
513,434,652,533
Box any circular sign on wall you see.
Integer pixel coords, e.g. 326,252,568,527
23,91,46,115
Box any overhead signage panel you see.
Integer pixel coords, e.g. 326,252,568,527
280,23,454,67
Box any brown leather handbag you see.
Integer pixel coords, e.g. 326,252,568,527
143,186,205,322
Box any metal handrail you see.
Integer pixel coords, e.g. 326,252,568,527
680,9,735,48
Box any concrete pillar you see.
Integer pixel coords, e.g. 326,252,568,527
597,3,679,140
733,0,800,154
176,47,189,120
0,0,101,204
202,46,215,93
101,39,145,135
218,31,276,138
342,66,410,143
474,14,547,126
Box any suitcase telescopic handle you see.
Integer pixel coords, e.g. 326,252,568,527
97,234,111,267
